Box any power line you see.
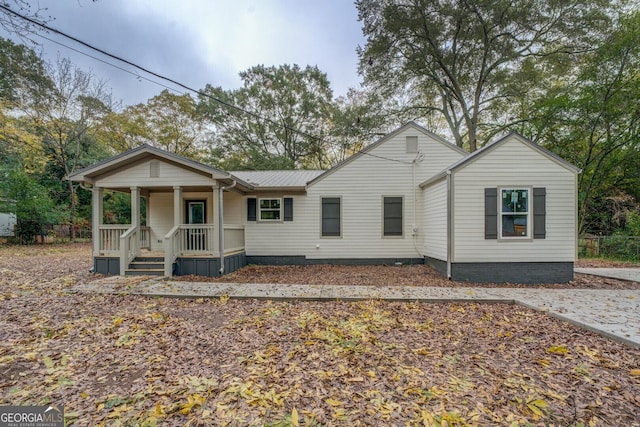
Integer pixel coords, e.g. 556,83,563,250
35,33,185,96
0,4,413,166
0,4,320,140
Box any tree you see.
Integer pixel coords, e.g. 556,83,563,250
98,90,205,159
26,56,113,239
198,64,336,170
0,1,52,39
0,166,66,243
526,11,640,234
356,0,620,151
0,38,53,170
327,88,388,163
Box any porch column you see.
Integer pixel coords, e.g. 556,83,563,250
173,186,182,226
130,187,140,228
211,186,224,265
92,186,103,255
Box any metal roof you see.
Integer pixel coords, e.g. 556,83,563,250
230,170,325,189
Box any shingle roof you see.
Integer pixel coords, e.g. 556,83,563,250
230,170,325,189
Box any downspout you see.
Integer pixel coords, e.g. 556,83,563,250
446,171,453,279
411,153,425,257
218,179,237,275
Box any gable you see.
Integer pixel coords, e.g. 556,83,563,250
307,122,467,188
95,157,217,189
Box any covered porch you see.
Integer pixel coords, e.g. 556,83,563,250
92,185,246,277
68,144,253,277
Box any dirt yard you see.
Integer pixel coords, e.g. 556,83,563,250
0,243,639,426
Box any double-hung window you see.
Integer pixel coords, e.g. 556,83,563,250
321,197,341,237
500,188,530,238
259,198,281,221
383,196,403,237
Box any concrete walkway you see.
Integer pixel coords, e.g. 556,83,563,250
70,274,640,349
575,267,640,282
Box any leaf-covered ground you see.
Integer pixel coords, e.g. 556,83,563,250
1,243,639,426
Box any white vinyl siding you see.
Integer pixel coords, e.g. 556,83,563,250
423,179,447,260
148,191,217,251
452,138,576,262
148,192,173,251
96,159,215,188
301,128,465,259
242,128,465,259
244,194,314,256
223,191,243,225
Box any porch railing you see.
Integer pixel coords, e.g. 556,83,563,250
98,225,150,254
180,224,215,254
99,225,130,253
164,225,181,276
163,224,244,277
119,225,139,276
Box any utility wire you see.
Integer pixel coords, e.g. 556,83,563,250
0,4,413,166
35,33,186,95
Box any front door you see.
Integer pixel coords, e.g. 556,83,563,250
186,200,206,251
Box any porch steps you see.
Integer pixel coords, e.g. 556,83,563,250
126,256,165,277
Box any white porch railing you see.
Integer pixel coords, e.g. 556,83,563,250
98,225,150,254
164,225,181,276
224,224,245,254
99,225,130,253
163,224,244,277
119,225,140,276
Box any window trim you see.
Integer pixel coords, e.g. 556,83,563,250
320,196,342,238
498,187,532,240
258,197,283,222
382,195,404,238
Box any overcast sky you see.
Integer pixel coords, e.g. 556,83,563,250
1,0,366,106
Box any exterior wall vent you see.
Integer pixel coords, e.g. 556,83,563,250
150,161,160,178
406,136,418,153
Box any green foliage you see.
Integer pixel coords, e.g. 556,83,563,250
356,0,620,151
526,11,640,234
199,64,337,170
0,37,54,104
0,167,66,243
625,211,640,236
99,90,205,159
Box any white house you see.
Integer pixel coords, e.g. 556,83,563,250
68,122,579,283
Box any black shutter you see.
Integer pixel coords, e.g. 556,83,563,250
485,188,498,239
533,187,546,239
284,197,293,221
247,198,256,221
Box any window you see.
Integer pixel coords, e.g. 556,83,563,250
321,197,341,237
383,196,403,236
500,188,529,238
259,198,281,221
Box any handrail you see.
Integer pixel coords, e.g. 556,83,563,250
98,224,131,253
119,225,139,276
164,225,181,277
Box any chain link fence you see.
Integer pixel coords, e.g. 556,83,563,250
579,236,640,261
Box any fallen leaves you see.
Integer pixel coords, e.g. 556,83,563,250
1,244,640,426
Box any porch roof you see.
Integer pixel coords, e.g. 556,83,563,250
68,144,254,191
